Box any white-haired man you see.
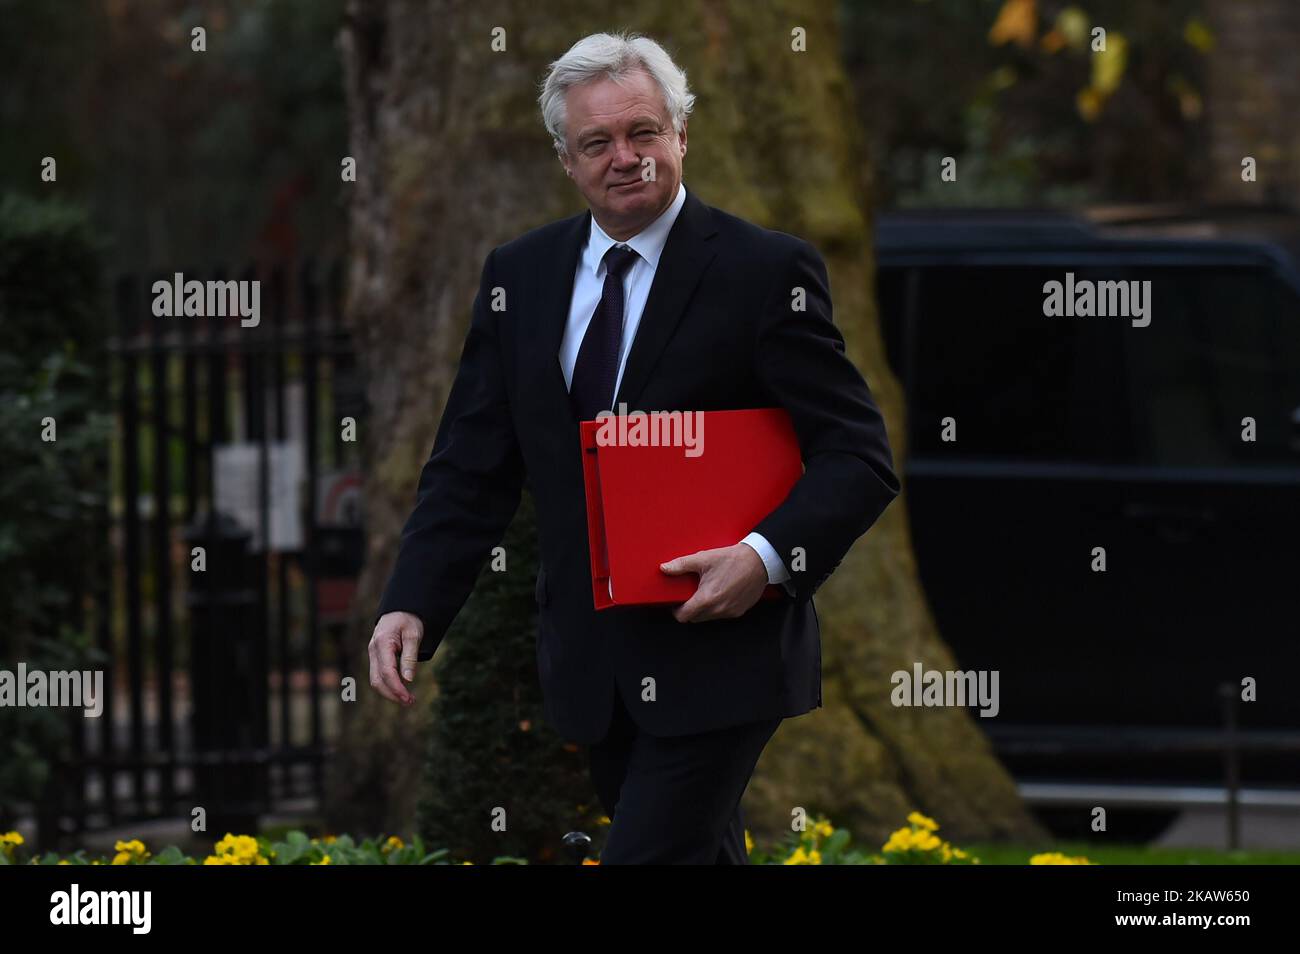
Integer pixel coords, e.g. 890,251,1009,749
370,32,898,864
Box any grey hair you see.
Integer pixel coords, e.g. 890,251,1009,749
538,32,695,158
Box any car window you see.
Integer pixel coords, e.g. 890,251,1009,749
906,265,1128,462
1120,267,1300,467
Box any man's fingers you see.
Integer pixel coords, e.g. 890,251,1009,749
378,642,412,703
660,551,706,576
366,637,398,702
371,630,413,704
399,629,421,682
673,585,716,623
368,658,400,704
666,550,726,621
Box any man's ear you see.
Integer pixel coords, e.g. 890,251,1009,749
559,151,573,178
678,120,688,157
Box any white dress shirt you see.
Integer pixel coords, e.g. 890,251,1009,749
559,181,792,590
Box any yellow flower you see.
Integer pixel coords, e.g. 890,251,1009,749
382,836,403,853
0,831,24,847
882,827,916,852
883,818,961,861
597,816,611,827
57,859,70,865
321,835,337,845
311,855,332,865
913,832,941,852
112,839,150,865
906,811,938,832
811,819,834,840
211,833,266,865
1029,851,1093,865
744,830,754,855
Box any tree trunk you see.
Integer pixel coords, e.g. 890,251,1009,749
332,0,1044,847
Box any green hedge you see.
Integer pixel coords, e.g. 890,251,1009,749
416,490,606,863
0,192,111,829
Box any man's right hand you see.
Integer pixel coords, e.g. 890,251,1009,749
368,611,424,706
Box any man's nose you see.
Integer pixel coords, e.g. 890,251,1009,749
610,139,641,168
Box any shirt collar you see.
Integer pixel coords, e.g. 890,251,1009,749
584,180,687,275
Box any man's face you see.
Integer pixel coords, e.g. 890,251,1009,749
559,69,687,240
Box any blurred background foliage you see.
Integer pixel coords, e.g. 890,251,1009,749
845,0,1212,207
0,0,1217,280
0,192,111,827
0,0,348,273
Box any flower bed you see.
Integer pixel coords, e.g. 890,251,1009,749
0,813,1091,866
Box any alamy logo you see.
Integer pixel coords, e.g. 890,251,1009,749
151,272,260,327
594,403,704,457
1042,272,1151,327
0,664,104,718
891,663,1000,718
50,885,151,934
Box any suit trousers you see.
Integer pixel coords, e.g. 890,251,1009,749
587,683,782,864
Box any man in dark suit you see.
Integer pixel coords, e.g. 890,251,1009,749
369,32,899,864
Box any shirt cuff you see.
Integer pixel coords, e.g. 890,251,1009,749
740,531,792,588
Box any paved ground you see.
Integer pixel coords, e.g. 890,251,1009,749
1157,806,1300,851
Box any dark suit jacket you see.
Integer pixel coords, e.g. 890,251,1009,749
376,182,899,744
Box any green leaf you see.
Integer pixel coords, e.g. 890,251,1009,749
151,846,188,866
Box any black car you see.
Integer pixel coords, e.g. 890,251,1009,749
875,205,1300,839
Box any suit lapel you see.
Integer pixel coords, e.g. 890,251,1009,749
532,207,591,429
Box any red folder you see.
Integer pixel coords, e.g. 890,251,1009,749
580,407,803,610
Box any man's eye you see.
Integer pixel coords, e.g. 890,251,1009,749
635,130,656,138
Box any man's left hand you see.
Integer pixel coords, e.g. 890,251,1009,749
661,543,769,623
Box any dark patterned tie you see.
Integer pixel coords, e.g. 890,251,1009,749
570,243,640,421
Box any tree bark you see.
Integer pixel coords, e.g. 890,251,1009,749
333,0,1044,847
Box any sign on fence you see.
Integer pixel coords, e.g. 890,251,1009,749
213,441,304,551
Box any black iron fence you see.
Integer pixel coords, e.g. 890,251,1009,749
41,260,365,845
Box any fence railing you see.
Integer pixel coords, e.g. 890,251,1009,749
41,260,365,846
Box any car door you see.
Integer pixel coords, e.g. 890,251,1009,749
896,259,1126,728
1098,257,1300,781
886,251,1300,786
